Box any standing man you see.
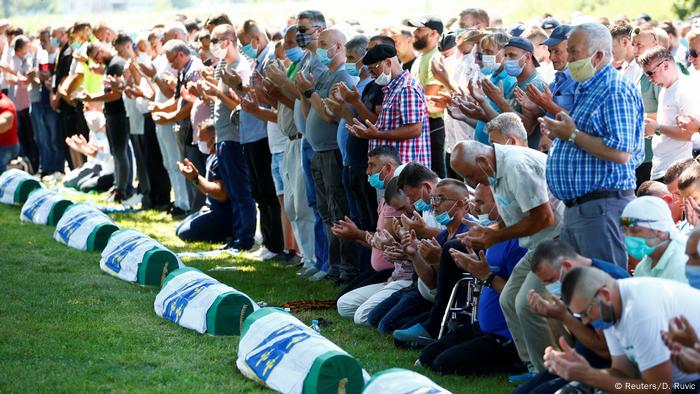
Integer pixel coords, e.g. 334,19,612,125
295,28,357,283
540,23,644,269
407,16,446,178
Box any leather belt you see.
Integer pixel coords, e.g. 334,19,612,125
564,189,634,208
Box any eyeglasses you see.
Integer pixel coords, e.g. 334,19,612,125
620,216,657,228
430,195,458,205
644,60,666,77
571,286,604,320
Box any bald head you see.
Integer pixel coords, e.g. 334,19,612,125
450,141,495,188
319,29,347,65
320,29,347,45
561,266,615,307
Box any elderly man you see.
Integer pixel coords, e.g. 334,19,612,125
621,196,688,283
485,112,528,146
640,47,700,181
346,44,431,168
545,267,700,394
539,22,644,270
296,28,357,283
450,140,564,378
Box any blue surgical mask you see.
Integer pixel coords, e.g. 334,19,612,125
285,47,304,63
345,63,359,77
545,281,562,296
590,300,616,330
477,213,496,227
241,43,257,59
51,38,60,48
624,235,667,260
70,42,81,50
504,58,523,77
686,265,700,289
316,47,332,66
414,198,431,213
435,210,454,225
477,162,497,187
367,171,385,189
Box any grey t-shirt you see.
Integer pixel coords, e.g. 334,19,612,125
213,59,244,142
305,67,354,152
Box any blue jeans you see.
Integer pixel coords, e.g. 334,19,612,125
216,140,256,248
0,143,19,173
176,207,233,243
368,287,433,334
302,139,328,272
30,101,63,174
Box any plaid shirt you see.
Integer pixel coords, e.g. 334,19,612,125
371,71,431,167
546,64,644,202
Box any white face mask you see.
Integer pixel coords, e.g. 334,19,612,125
481,55,499,71
210,43,226,59
374,69,391,86
462,53,475,65
197,140,210,155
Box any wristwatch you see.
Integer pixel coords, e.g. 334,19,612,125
568,128,579,143
303,88,315,99
483,272,496,288
655,124,662,136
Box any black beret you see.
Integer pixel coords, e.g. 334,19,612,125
362,44,397,65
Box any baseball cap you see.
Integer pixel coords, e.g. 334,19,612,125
508,23,526,37
438,32,457,52
407,16,444,35
542,24,572,47
541,17,560,30
505,36,540,67
621,196,679,239
362,44,397,65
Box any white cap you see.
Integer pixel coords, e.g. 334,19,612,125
621,196,679,239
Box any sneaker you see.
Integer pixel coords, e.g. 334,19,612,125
508,371,536,384
169,206,189,219
297,266,319,277
308,270,328,281
123,193,143,208
393,323,431,343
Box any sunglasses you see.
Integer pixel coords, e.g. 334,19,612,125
644,60,666,77
689,49,698,59
620,216,657,227
298,25,320,34
210,37,226,45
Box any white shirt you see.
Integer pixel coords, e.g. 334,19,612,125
537,62,556,85
492,144,563,248
620,60,642,85
651,75,699,179
603,277,700,383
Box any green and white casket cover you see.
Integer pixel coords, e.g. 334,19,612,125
237,307,366,394
100,229,184,286
362,368,452,394
0,168,43,205
154,267,259,335
53,203,119,251
20,189,73,226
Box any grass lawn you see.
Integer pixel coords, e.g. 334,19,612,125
0,193,513,393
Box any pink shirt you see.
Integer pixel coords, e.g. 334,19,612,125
371,200,400,272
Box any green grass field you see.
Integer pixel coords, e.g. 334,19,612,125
0,193,513,393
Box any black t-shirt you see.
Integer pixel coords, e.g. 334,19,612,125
346,81,385,167
402,57,415,71
103,55,126,117
53,44,73,93
205,155,230,211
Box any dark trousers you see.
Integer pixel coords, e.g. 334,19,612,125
58,101,89,170
635,161,652,191
514,371,569,394
302,139,329,271
16,108,39,173
143,114,171,207
243,138,283,253
130,133,151,205
104,113,131,196
311,149,358,280
217,140,257,248
419,324,522,375
347,164,378,231
423,239,470,337
368,287,433,334
429,117,446,179
176,207,233,243
184,144,207,212
29,101,63,174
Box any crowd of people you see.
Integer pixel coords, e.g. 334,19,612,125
2,6,700,393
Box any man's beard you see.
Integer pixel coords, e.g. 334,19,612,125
413,37,428,51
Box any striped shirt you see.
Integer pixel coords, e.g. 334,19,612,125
371,70,431,167
546,64,644,202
